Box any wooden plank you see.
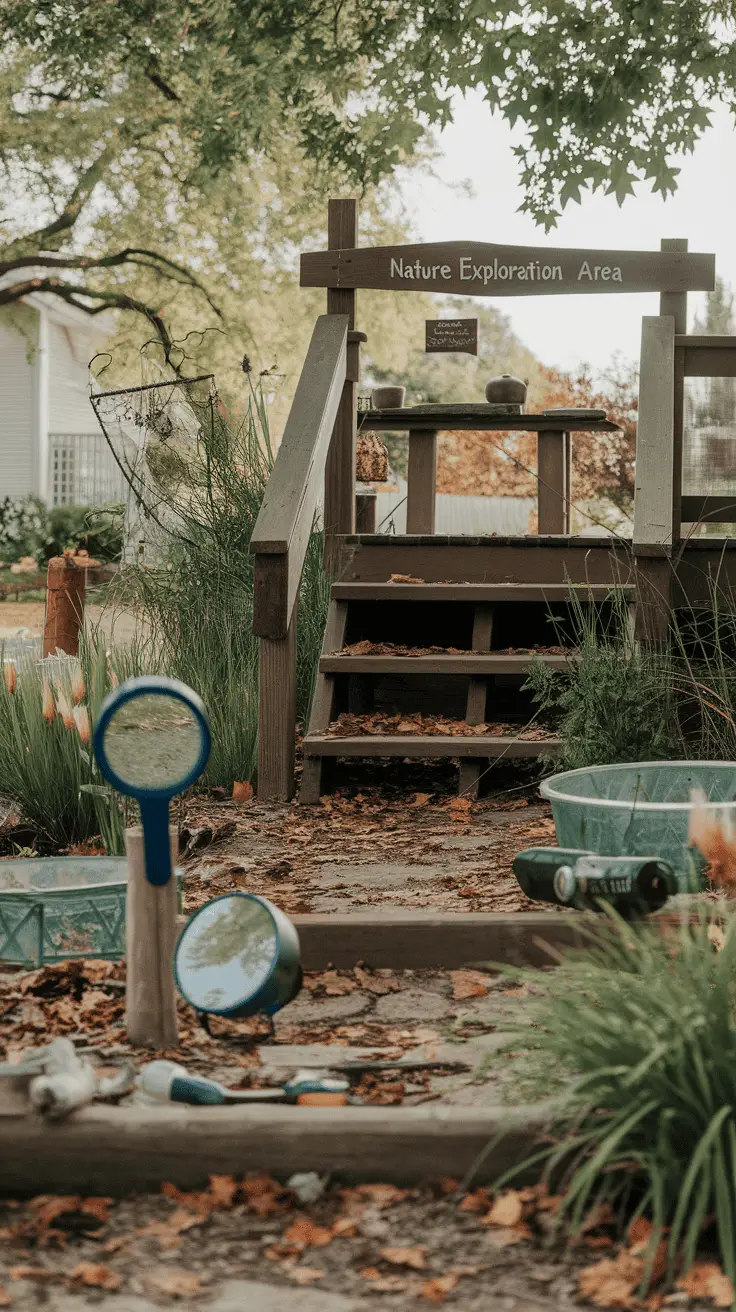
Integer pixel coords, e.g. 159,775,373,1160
0,1102,552,1195
634,557,672,644
303,733,560,758
633,316,676,551
537,430,571,534
459,604,493,799
681,344,736,377
661,239,688,546
336,540,634,586
324,199,359,552
257,602,298,801
125,826,179,1050
251,313,347,638
320,653,571,674
332,582,633,602
361,411,620,433
301,241,715,297
355,492,377,533
300,601,348,804
406,429,437,533
682,495,736,524
291,910,584,970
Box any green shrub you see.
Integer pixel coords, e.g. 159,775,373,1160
501,910,736,1291
524,584,736,768
0,495,48,562
0,637,146,852
44,502,125,563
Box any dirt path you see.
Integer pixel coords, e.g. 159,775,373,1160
179,794,563,920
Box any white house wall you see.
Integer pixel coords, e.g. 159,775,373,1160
0,306,35,498
47,321,98,434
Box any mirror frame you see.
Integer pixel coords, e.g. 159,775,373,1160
173,892,302,1018
94,675,211,800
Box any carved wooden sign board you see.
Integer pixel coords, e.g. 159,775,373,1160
425,318,478,355
301,241,716,298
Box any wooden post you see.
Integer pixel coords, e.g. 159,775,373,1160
660,238,688,546
257,601,298,800
459,604,494,799
355,492,377,533
125,825,180,1050
633,315,676,643
407,430,437,534
537,431,571,534
325,199,359,560
42,555,89,657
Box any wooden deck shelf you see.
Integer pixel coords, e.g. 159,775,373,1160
332,582,633,603
303,733,560,759
320,653,570,674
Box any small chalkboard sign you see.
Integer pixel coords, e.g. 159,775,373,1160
425,318,478,355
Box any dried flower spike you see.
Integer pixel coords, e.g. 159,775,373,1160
42,679,55,723
4,661,16,695
55,688,75,730
73,704,91,745
71,664,85,705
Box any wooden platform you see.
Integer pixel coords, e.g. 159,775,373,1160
303,733,560,759
320,653,570,674
332,581,633,602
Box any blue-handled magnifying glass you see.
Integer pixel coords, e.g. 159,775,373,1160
94,676,211,886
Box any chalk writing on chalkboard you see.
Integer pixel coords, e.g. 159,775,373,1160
425,318,478,355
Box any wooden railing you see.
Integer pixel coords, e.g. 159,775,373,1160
251,312,349,799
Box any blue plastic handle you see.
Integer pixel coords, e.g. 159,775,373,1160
139,797,174,887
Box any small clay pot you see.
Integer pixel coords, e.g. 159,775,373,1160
371,386,405,410
485,373,527,406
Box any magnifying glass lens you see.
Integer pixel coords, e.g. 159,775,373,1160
102,692,203,791
177,896,278,1013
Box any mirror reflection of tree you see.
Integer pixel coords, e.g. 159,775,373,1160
104,693,202,788
183,898,276,988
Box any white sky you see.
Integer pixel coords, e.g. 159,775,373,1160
399,90,736,376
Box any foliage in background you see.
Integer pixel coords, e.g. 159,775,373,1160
44,503,125,564
501,909,736,1292
104,375,327,790
0,637,143,852
0,497,124,566
525,584,736,769
0,496,47,563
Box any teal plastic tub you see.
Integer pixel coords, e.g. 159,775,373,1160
0,856,184,966
540,761,736,892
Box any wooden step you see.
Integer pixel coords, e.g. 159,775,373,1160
319,652,570,674
331,582,633,603
302,733,560,759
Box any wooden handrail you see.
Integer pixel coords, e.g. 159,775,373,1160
251,313,348,640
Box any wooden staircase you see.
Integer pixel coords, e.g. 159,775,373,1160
301,567,634,802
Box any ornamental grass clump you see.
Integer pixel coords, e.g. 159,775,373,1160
0,637,144,852
504,909,736,1291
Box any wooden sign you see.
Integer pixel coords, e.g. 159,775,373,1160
301,241,715,298
425,318,478,355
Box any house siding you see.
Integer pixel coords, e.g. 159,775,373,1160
0,306,35,497
47,321,98,434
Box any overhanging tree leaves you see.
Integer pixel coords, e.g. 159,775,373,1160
2,0,731,359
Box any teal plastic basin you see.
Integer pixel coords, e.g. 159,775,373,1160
540,761,736,892
0,856,184,965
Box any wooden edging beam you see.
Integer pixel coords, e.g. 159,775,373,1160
173,911,584,970
0,1102,552,1197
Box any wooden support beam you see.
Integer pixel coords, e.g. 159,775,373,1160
325,199,359,556
537,431,571,534
459,604,493,799
257,601,297,801
299,601,347,804
355,492,377,533
125,826,179,1050
660,238,688,546
633,314,676,641
406,429,437,533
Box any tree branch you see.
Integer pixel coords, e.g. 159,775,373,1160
3,144,117,255
0,248,223,321
0,277,176,366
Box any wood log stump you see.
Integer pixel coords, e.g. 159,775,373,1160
42,551,99,658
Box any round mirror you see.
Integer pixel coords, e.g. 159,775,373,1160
95,677,210,799
173,893,302,1018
